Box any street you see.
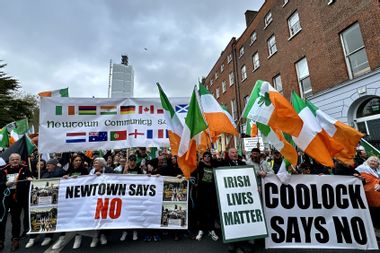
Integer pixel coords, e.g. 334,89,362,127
1,219,379,253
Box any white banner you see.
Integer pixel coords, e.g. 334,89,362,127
29,175,189,233
262,174,378,250
39,97,189,153
214,166,268,243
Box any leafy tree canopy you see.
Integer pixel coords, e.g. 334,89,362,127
0,62,38,127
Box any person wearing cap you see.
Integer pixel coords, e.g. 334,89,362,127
119,155,142,242
0,153,32,251
270,150,283,174
41,159,66,179
123,155,142,175
246,148,273,177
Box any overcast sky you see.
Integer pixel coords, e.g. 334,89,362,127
0,0,263,98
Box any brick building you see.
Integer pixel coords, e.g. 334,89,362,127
204,0,380,150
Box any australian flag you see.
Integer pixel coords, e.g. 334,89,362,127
89,131,108,142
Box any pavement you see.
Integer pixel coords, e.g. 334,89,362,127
1,215,379,253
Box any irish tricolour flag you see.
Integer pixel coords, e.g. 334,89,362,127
177,86,208,178
305,100,364,165
198,84,238,140
256,122,298,165
291,91,343,167
242,80,303,137
157,83,183,156
38,87,69,97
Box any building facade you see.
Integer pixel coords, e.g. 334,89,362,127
204,0,380,149
111,55,134,98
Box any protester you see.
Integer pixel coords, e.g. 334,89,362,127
113,157,126,174
194,151,219,242
246,148,272,176
270,150,282,174
120,154,141,242
355,156,380,238
0,153,32,251
89,157,112,247
50,155,90,250
41,159,66,179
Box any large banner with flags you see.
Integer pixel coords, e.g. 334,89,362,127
39,97,189,153
262,174,378,250
29,175,189,233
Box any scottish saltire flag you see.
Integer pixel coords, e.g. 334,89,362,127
175,104,189,113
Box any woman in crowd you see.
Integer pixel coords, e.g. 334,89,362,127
51,155,90,250
89,157,113,247
355,156,380,238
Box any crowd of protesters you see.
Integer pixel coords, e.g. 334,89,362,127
0,145,379,252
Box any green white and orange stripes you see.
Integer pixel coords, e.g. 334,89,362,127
291,91,343,167
177,86,208,178
38,87,69,97
198,84,238,140
157,83,183,156
242,80,303,137
305,100,364,165
256,122,298,165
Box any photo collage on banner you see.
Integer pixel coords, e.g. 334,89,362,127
29,179,60,233
161,177,188,229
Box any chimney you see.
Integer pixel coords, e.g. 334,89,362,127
245,10,258,27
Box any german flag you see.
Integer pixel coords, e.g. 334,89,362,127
120,105,135,114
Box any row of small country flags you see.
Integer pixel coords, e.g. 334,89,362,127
56,104,189,116
66,129,169,143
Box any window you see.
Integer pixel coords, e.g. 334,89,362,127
215,72,218,79
222,81,226,93
210,78,214,86
221,64,224,73
340,23,370,79
283,0,289,6
273,74,283,94
295,58,312,98
252,52,260,70
250,31,257,45
229,72,235,86
241,65,247,81
216,88,220,98
231,99,237,120
239,46,245,58
227,54,232,63
288,11,301,37
267,35,277,56
264,11,273,28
